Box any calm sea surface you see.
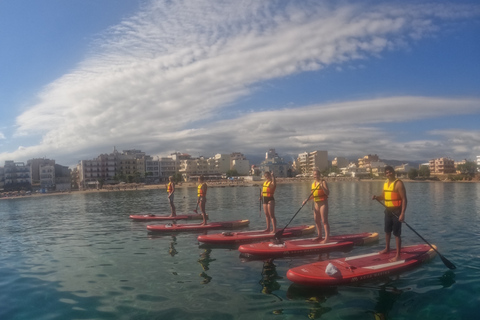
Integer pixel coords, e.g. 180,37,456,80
1,181,479,320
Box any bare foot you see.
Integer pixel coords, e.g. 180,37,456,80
312,237,323,242
263,229,271,233
320,238,329,244
389,255,401,262
379,248,390,254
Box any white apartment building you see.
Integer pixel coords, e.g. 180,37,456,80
296,150,328,175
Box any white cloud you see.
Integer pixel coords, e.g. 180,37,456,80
2,0,480,166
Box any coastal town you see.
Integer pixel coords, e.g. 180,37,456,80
1,147,479,197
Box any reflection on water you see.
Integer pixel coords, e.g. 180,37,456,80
169,236,178,256
198,248,215,284
369,286,403,320
259,259,282,294
1,182,479,319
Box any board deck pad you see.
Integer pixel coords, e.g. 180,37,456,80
146,219,249,232
197,225,315,244
238,232,378,258
129,213,207,221
287,244,436,286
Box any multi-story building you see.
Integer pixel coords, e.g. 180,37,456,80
429,157,455,174
332,157,349,169
0,166,4,189
296,150,328,176
27,158,56,188
145,156,160,183
358,154,380,171
3,161,31,191
54,164,71,191
158,155,178,182
230,152,250,175
259,149,291,178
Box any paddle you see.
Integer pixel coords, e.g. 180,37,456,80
193,201,199,214
374,198,456,270
274,182,322,241
259,187,263,217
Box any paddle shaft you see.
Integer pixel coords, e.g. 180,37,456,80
375,198,456,269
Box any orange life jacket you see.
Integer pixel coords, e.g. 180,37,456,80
167,182,173,193
262,181,274,198
312,181,327,202
384,179,402,207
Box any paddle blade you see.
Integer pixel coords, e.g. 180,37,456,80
274,229,284,241
440,255,456,270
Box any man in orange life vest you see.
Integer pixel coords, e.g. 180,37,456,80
372,166,407,262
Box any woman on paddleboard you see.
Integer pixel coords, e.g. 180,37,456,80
197,175,208,225
303,169,330,243
261,171,277,233
167,176,176,217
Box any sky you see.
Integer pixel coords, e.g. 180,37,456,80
1,0,479,168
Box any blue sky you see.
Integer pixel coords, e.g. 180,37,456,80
1,0,479,168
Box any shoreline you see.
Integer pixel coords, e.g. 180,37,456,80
1,176,478,200
0,177,480,200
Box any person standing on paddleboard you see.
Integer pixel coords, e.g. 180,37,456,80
197,175,208,225
372,166,407,262
167,176,176,217
261,171,277,233
302,169,330,243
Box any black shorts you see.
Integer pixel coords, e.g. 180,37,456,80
168,194,174,204
263,196,274,204
384,208,402,237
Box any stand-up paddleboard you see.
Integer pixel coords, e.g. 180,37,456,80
239,232,378,258
197,225,315,245
146,220,249,232
287,244,436,286
129,214,208,221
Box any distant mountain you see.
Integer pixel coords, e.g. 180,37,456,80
381,159,426,168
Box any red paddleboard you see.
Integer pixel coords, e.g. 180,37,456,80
129,214,207,221
287,244,436,286
239,232,378,258
197,225,315,245
146,220,249,232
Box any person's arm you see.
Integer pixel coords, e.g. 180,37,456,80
321,180,329,196
372,191,385,201
396,181,407,222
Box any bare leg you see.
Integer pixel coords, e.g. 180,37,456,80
200,200,207,225
313,204,322,241
319,201,329,244
269,201,277,234
263,203,271,232
389,236,402,262
379,232,391,254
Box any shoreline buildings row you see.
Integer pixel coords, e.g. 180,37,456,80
1,148,479,192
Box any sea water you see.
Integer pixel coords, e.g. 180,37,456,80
1,181,479,320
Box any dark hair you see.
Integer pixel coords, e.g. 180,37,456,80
384,166,395,173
